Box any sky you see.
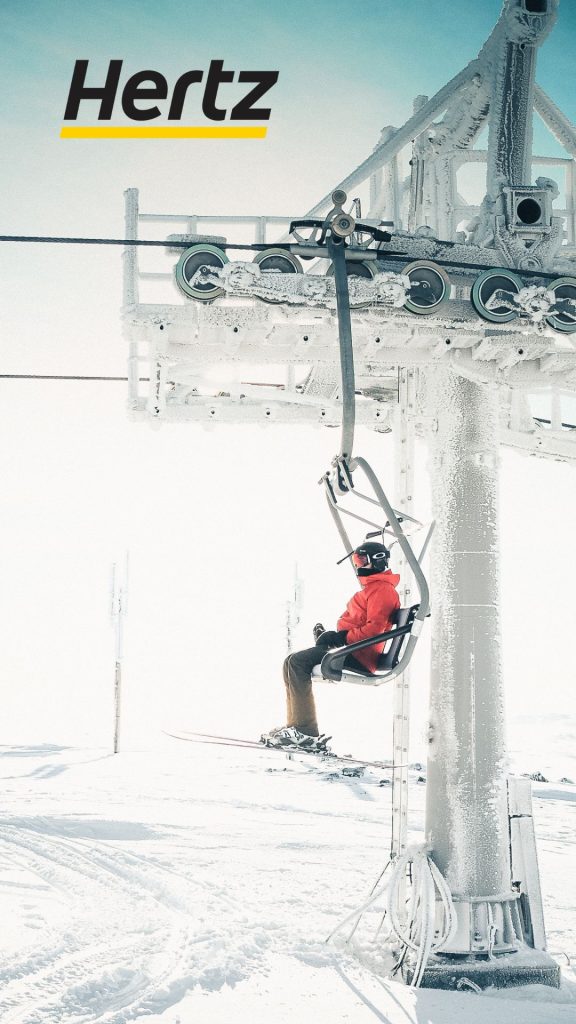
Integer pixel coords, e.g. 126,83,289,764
1,0,575,767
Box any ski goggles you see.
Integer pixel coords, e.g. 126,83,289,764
353,550,388,568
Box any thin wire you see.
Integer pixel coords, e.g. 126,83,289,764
343,858,392,944
0,374,150,382
0,234,283,251
324,876,392,945
0,233,567,280
385,848,457,986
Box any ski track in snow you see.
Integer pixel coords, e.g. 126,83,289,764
0,745,381,1022
0,823,208,1022
0,743,574,1023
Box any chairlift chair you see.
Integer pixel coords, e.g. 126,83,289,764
308,194,433,687
311,604,421,686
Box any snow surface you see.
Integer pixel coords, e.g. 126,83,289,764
1,739,574,1023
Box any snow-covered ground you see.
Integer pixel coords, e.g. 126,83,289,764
1,739,574,1024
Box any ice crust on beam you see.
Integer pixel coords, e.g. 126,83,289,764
534,84,576,159
192,262,410,309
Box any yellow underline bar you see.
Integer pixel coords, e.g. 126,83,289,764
60,125,267,139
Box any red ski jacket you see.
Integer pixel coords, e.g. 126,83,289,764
337,570,401,673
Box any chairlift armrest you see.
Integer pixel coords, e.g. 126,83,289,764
322,623,415,671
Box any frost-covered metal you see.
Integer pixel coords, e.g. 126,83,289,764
123,0,573,989
391,369,417,863
189,261,410,308
426,368,512,941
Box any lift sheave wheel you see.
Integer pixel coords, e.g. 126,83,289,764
471,268,524,324
175,244,229,301
402,260,451,315
545,277,576,333
325,259,376,309
325,261,376,280
251,248,302,303
252,248,302,274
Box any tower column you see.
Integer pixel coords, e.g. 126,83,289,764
486,4,558,192
423,366,521,977
426,367,509,900
420,366,560,987
487,40,537,188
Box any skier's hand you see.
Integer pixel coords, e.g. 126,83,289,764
312,622,326,642
315,629,348,648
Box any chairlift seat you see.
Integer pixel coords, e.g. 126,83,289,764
312,604,420,687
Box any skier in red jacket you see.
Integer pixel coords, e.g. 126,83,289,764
263,542,400,751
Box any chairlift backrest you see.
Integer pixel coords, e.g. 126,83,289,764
377,605,419,671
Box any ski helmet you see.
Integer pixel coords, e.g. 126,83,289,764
352,541,390,577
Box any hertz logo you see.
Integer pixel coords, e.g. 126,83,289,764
61,60,278,139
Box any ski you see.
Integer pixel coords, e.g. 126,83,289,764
163,729,411,771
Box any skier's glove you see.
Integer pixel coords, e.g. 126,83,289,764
315,629,348,647
312,622,326,642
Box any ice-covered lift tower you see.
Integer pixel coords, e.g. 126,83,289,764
123,0,576,990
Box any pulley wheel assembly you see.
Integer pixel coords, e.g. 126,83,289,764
471,268,524,323
545,277,576,333
402,260,451,315
175,244,229,301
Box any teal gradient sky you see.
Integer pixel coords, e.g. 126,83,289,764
0,0,575,374
1,0,575,233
